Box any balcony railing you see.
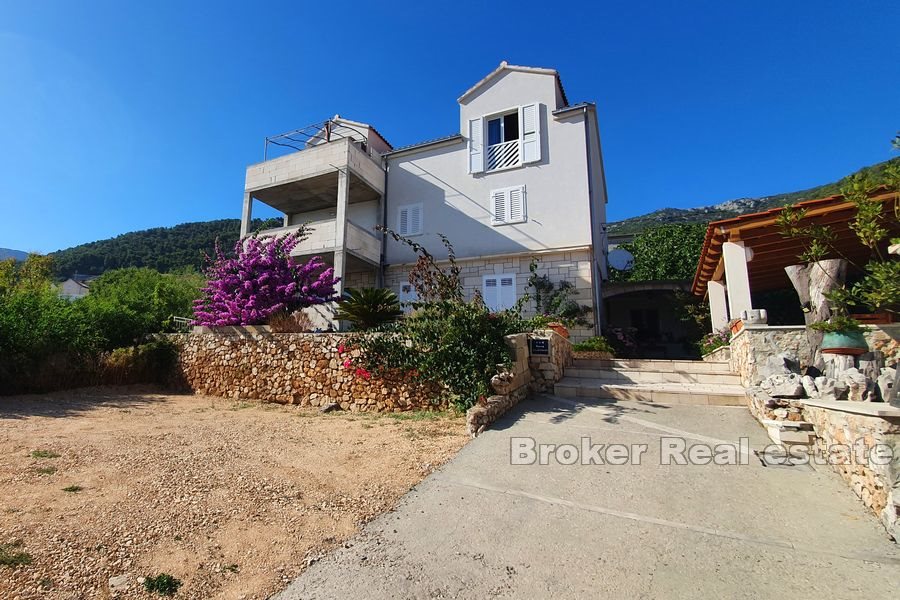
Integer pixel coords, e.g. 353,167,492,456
486,139,521,171
263,119,379,161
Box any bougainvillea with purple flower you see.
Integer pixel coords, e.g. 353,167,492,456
193,232,340,326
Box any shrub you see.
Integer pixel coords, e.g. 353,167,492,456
98,339,178,385
607,327,638,357
698,329,731,355
572,336,615,355
0,541,32,567
527,258,591,327
334,287,403,330
350,231,529,410
193,231,340,326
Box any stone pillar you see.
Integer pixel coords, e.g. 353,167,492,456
240,193,253,237
333,168,350,297
722,241,752,319
708,279,729,332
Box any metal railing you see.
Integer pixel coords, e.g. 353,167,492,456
486,139,521,171
264,119,373,161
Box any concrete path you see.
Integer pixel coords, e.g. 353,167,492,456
274,395,900,599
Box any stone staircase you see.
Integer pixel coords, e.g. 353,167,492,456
554,358,747,406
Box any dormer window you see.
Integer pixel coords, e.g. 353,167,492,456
468,103,542,174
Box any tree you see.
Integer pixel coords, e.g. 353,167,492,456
611,223,707,282
193,231,340,326
82,267,204,348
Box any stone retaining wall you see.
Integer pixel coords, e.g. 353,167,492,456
171,329,443,412
701,345,731,365
801,404,900,541
466,330,573,436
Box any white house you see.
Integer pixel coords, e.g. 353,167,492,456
241,62,609,340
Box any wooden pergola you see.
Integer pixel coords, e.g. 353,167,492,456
691,187,898,331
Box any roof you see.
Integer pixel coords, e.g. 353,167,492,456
457,61,569,107
383,134,464,157
691,186,899,297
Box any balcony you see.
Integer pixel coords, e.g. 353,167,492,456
257,219,381,266
486,139,521,171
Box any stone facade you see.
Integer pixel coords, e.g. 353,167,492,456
729,324,898,387
729,326,810,386
385,249,597,342
466,330,573,436
171,329,443,412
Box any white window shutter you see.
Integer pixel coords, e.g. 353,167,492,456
520,103,541,163
500,275,516,309
398,206,410,235
398,204,422,236
482,276,500,310
468,117,484,173
491,189,507,225
508,185,525,223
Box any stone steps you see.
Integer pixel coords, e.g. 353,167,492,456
555,358,747,406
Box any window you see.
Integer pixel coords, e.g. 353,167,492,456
468,103,541,174
490,185,526,225
482,274,516,311
397,203,422,236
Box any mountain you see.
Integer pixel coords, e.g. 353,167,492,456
50,218,282,277
0,248,29,261
608,157,899,234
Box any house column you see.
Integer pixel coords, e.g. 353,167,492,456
333,168,350,297
707,279,729,332
722,241,752,319
240,193,253,237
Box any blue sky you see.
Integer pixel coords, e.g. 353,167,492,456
1,1,897,253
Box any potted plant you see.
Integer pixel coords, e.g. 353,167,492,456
546,321,570,339
810,315,868,355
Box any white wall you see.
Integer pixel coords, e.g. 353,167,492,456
384,70,595,265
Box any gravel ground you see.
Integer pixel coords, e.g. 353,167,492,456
0,386,468,599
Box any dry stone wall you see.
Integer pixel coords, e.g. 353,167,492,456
171,328,444,412
466,330,574,436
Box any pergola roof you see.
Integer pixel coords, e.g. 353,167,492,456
691,187,898,297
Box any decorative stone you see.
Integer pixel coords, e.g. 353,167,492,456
814,376,848,401
876,367,895,403
840,368,872,402
758,353,800,380
760,373,804,398
801,375,818,398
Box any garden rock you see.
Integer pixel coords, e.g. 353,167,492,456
320,402,341,413
760,373,804,398
108,575,129,591
758,354,800,380
813,376,848,401
800,375,818,398
839,368,872,402
876,367,895,403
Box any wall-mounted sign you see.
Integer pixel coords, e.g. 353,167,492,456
530,338,550,356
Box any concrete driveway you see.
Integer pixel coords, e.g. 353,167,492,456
275,395,900,599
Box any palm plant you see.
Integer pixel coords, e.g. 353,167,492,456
334,287,403,330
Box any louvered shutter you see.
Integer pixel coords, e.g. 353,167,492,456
398,204,423,236
491,188,507,225
508,185,525,223
499,276,516,309
482,276,500,310
520,103,541,163
409,204,422,235
468,117,484,174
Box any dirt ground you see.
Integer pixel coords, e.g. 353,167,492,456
0,387,469,599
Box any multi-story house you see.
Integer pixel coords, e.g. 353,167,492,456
241,62,609,341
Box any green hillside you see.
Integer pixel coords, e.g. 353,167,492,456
608,157,899,234
50,218,281,277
